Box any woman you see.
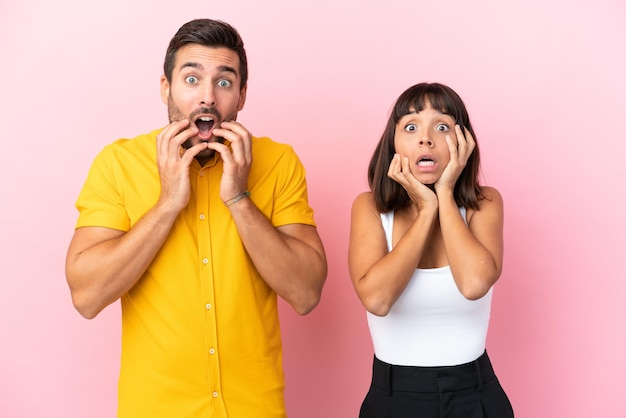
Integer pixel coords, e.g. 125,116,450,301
349,83,513,417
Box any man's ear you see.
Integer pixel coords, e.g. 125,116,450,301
160,75,170,104
237,85,247,111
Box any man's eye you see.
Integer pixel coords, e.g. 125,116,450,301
404,123,416,132
217,79,232,88
185,76,198,84
436,124,450,132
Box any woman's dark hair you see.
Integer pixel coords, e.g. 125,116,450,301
368,82,483,212
163,19,248,89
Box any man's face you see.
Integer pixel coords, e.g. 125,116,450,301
160,44,247,155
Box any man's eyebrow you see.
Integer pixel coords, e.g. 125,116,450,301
180,62,203,71
217,65,238,76
179,62,238,76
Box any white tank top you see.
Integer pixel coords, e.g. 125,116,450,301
366,209,493,366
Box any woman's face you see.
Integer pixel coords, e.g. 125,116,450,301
393,102,457,185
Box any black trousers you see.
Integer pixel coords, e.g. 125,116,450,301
359,351,514,418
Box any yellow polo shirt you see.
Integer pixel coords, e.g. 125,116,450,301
75,129,316,417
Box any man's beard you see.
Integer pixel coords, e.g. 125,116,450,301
166,95,240,156
166,96,224,152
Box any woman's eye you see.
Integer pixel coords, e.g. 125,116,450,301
404,123,417,132
185,75,198,84
436,124,450,132
217,79,232,88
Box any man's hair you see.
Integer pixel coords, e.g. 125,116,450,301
163,19,248,89
368,82,483,213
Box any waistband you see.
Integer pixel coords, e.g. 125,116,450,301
371,351,495,394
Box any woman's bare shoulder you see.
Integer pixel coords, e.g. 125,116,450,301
478,186,503,209
352,191,376,209
465,186,503,223
351,191,384,224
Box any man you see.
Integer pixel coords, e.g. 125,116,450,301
66,18,327,417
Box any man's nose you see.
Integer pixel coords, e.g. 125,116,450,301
200,85,216,107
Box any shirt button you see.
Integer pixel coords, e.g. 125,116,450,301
202,258,208,264
205,303,212,310
200,171,205,177
213,391,218,398
199,213,205,220
209,348,215,355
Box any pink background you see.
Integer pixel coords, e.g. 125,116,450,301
1,0,625,417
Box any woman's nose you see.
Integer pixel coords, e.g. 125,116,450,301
419,138,433,147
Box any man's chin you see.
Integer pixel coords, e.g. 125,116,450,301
182,137,213,150
196,147,216,158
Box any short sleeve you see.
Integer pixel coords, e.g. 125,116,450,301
269,145,316,228
74,145,130,232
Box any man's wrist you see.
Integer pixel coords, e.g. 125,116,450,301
224,191,250,207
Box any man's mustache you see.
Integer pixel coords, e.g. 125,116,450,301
189,107,221,121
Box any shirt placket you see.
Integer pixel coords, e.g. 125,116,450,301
196,165,227,417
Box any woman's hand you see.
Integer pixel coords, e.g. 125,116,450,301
388,153,438,211
435,125,475,192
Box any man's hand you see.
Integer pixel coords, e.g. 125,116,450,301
208,120,253,204
156,119,207,213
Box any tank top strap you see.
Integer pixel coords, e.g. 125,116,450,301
380,211,394,251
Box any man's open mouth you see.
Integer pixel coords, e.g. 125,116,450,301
195,116,215,135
